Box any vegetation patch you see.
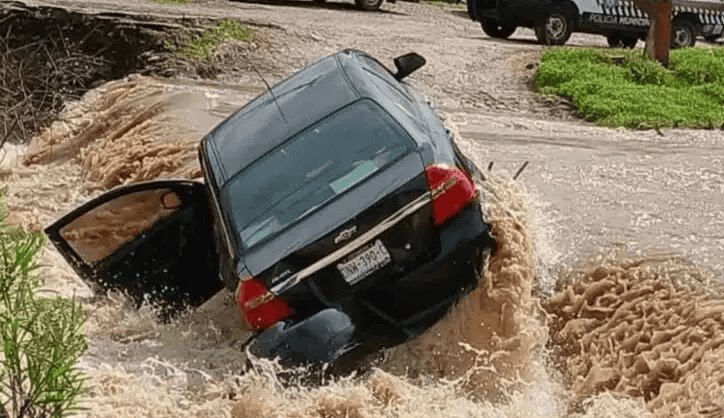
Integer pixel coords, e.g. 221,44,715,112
179,19,254,61
0,4,207,145
534,47,724,129
0,196,87,417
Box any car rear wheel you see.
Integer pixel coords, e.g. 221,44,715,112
355,0,383,11
671,18,696,48
607,33,638,49
535,9,573,46
480,18,517,39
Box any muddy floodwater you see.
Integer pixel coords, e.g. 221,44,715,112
1,73,721,418
450,112,724,279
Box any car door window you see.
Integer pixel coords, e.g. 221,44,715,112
59,188,180,263
45,181,222,316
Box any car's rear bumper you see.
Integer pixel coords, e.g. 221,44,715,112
246,308,358,367
368,201,492,332
246,201,494,369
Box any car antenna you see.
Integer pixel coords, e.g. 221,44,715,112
250,63,288,125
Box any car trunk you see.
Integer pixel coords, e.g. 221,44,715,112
244,150,442,325
221,99,475,331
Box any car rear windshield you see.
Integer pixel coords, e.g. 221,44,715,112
223,99,414,248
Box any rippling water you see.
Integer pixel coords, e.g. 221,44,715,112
1,76,721,417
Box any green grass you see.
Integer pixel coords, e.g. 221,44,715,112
179,19,254,61
0,195,87,417
534,47,724,129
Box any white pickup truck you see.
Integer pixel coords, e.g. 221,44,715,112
466,0,724,47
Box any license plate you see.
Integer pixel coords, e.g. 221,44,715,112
337,239,391,286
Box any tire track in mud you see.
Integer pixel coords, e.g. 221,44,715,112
2,75,723,418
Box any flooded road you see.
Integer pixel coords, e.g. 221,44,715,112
1,0,723,412
16,74,722,279
2,74,721,417
449,111,724,279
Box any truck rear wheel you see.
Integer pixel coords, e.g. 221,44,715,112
671,17,696,48
480,18,517,39
535,9,573,46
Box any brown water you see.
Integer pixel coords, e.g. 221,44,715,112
1,76,722,418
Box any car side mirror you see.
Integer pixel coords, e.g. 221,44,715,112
393,52,426,81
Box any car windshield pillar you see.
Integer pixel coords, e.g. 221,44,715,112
200,148,237,261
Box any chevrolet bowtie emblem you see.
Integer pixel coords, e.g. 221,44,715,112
334,226,358,244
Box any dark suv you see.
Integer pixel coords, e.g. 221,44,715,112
45,49,495,370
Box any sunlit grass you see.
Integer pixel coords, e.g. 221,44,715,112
534,47,724,129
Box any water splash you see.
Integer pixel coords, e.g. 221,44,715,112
2,76,721,418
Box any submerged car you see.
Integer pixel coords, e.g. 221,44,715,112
45,49,495,371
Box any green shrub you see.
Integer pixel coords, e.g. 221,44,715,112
670,47,724,85
0,197,87,417
534,48,724,129
624,57,676,86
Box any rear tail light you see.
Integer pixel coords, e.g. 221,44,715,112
425,164,477,226
236,277,294,330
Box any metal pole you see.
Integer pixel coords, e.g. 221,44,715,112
634,0,673,67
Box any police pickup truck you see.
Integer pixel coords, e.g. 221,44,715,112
466,0,724,48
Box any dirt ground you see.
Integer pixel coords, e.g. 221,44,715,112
1,1,723,417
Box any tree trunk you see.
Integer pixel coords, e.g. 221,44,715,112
633,0,673,67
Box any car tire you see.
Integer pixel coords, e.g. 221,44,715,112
355,0,383,11
607,33,638,48
535,8,574,46
480,18,517,39
671,18,696,49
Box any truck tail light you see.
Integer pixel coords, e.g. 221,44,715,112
425,164,477,226
236,278,293,330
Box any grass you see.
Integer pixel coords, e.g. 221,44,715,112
179,19,254,61
534,47,724,129
0,195,87,417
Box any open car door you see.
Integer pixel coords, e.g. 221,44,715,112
44,180,223,318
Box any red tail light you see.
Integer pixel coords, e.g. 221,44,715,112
236,277,294,330
425,164,477,226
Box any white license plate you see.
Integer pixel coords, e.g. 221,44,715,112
337,239,391,286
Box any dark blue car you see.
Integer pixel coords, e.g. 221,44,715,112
45,49,495,372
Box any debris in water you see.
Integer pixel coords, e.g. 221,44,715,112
513,161,529,180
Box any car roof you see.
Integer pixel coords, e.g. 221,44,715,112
201,49,420,185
